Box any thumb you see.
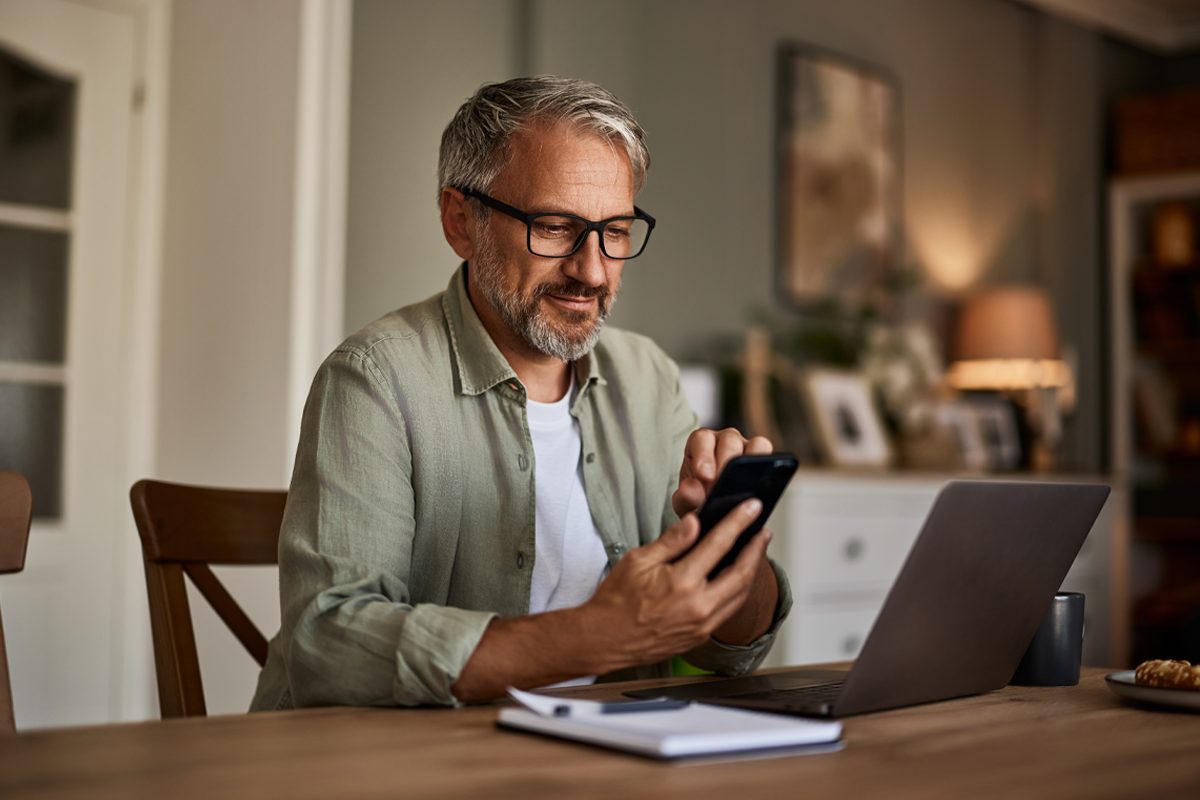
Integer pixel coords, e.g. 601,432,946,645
642,514,700,563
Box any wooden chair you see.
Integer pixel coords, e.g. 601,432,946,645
0,471,33,735
129,479,286,718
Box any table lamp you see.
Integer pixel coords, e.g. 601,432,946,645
945,286,1072,471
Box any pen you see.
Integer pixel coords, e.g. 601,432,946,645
552,698,690,716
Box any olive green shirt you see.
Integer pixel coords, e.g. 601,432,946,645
250,265,791,710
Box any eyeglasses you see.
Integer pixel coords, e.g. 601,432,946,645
459,187,655,260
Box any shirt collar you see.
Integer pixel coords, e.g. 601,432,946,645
442,262,609,396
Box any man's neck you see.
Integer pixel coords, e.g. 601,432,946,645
465,270,573,403
514,356,573,403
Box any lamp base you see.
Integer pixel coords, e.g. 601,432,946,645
1030,438,1057,473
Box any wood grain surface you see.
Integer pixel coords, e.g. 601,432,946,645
1,667,1197,799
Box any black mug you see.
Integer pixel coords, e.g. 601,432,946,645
1010,592,1085,686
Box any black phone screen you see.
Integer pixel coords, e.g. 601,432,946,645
689,454,798,579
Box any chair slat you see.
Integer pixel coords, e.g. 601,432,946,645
183,563,270,666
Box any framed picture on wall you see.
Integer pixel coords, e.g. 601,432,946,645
776,43,902,307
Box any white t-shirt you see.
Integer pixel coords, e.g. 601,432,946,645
526,382,609,616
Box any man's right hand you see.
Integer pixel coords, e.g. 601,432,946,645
450,498,770,702
578,498,771,671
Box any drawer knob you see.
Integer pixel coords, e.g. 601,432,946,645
842,635,862,655
843,537,865,561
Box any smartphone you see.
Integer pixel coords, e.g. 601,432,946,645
688,454,798,579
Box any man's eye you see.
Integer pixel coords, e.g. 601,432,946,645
533,222,573,238
605,226,630,240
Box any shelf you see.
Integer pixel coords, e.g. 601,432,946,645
1134,585,1200,626
1134,517,1200,542
1136,341,1200,364
1134,258,1200,278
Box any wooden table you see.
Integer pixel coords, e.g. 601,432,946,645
2,667,1197,799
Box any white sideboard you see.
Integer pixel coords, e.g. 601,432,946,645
762,471,1125,669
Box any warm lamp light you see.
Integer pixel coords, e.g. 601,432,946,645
946,287,1070,391
946,286,1073,471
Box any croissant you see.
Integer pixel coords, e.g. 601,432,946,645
1134,660,1200,691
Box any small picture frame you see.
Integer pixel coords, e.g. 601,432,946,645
801,368,893,468
932,400,988,471
967,398,1021,471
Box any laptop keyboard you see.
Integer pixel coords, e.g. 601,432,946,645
732,680,846,706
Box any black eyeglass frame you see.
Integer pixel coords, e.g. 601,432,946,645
458,187,656,260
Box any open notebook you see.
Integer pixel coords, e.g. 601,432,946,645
497,688,843,760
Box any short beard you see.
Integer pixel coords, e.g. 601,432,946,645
471,221,614,362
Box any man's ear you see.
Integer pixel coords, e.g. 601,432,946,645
440,187,475,261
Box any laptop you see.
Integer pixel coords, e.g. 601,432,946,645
626,480,1110,718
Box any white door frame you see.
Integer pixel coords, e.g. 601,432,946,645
288,0,351,466
62,0,172,722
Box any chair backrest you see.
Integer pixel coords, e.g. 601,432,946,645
129,479,286,718
0,471,33,734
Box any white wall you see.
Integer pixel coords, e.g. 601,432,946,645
157,0,298,488
155,0,301,715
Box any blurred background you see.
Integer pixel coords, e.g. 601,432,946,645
1,0,1199,728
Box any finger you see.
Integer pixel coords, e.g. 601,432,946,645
681,428,717,483
707,528,772,604
672,477,706,518
640,513,700,563
745,435,774,455
675,497,761,581
713,428,749,476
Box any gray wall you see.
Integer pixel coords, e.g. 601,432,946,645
343,0,518,332
344,0,1142,473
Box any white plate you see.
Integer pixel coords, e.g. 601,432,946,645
1105,670,1200,711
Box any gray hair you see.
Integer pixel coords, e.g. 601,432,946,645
438,76,650,198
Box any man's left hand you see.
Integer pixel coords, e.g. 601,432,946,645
672,428,774,517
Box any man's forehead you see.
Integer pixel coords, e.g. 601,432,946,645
496,121,635,213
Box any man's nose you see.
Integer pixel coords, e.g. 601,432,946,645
563,229,608,286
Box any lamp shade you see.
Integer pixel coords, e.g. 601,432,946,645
947,286,1069,390
952,286,1060,361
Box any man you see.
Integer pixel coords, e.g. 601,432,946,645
251,76,791,710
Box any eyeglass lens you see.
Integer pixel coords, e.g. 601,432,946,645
528,215,650,259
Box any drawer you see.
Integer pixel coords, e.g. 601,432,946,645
786,479,942,520
780,606,883,666
794,515,923,589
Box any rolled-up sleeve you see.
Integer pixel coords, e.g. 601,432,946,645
279,348,494,708
682,558,793,676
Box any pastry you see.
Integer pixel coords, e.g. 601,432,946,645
1134,659,1200,690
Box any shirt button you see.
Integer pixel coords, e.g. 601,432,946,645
610,543,625,555
517,454,529,471
516,552,525,569
585,452,596,464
